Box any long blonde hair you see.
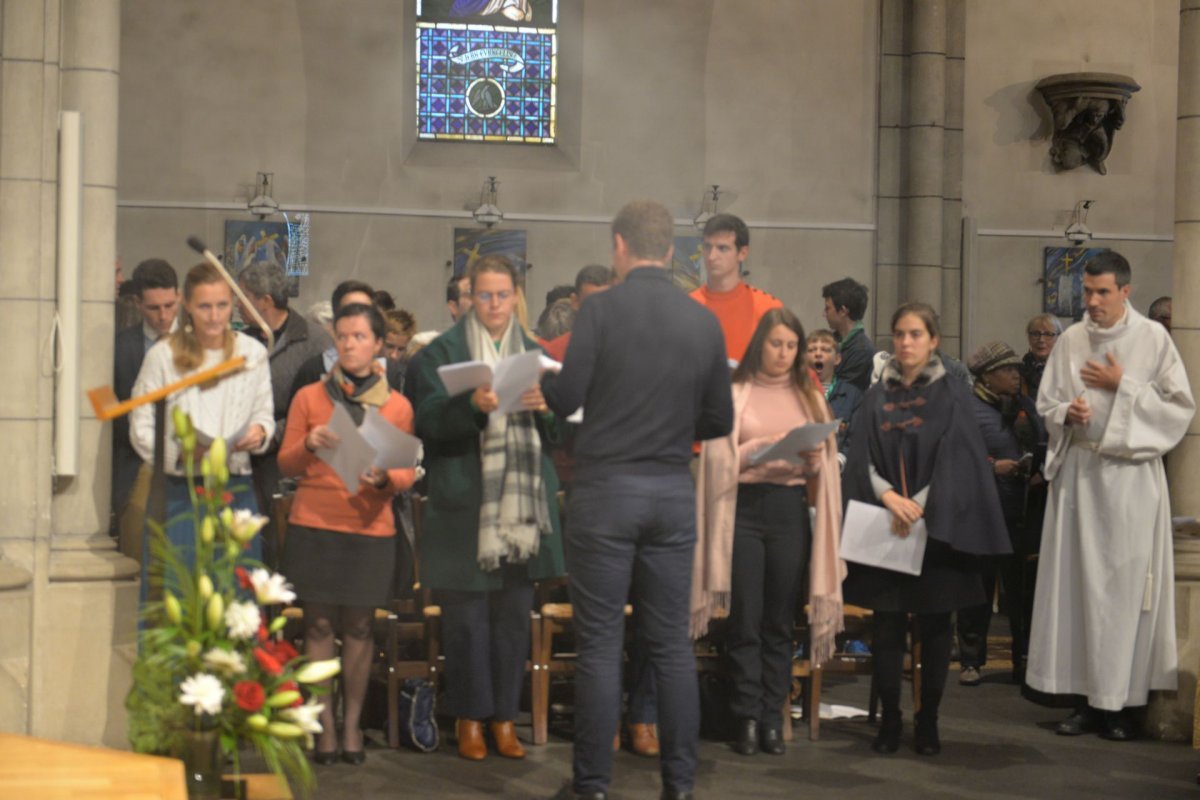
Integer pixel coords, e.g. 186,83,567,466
170,262,236,373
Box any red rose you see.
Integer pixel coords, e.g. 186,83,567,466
253,647,284,676
256,623,269,643
222,491,234,504
234,681,265,712
263,639,299,665
195,486,207,499
235,567,252,590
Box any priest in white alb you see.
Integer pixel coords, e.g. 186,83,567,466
1027,250,1195,741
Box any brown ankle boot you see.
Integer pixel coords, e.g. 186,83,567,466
627,723,660,757
490,720,526,759
456,719,487,761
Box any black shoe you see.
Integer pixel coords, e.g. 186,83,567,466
1055,706,1102,736
1099,710,1138,741
312,750,339,766
341,749,366,765
549,785,606,800
914,714,941,756
871,712,901,754
732,718,758,756
660,791,693,800
759,725,785,755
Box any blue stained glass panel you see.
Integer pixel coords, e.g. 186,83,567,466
416,22,556,144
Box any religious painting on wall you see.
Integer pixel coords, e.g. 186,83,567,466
453,227,528,282
416,0,557,144
1043,246,1109,319
223,220,302,297
671,235,705,292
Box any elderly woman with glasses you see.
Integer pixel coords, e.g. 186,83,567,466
1020,314,1064,401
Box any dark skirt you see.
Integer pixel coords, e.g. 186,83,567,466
283,523,396,608
842,538,985,614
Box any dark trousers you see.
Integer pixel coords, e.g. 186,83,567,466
957,545,1029,669
727,483,810,728
436,565,533,722
567,472,698,795
873,611,952,721
626,620,657,724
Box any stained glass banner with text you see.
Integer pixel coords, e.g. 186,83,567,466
416,0,557,144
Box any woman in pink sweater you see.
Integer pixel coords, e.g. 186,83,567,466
279,302,416,765
692,308,844,757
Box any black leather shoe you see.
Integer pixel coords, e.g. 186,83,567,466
1099,710,1137,741
312,750,339,766
871,712,901,754
1055,706,1102,736
549,785,606,800
759,725,785,755
732,718,758,756
914,714,941,756
660,790,693,800
341,749,366,765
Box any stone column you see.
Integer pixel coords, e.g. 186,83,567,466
875,0,964,354
0,0,136,746
1153,0,1200,743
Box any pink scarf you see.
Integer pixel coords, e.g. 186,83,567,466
690,379,846,666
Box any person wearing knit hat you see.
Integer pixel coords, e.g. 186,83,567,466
957,341,1044,687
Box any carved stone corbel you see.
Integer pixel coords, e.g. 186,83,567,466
1036,73,1141,175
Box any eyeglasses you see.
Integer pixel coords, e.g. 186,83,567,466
475,290,513,304
1027,331,1057,339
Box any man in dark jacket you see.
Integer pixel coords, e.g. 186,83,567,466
237,262,332,565
542,200,733,800
112,258,178,549
822,277,876,392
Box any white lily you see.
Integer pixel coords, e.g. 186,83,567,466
179,673,224,716
227,509,269,545
223,600,261,641
202,647,246,676
280,700,324,735
248,568,296,606
294,658,342,684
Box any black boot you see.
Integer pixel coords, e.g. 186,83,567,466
914,710,940,756
871,710,901,754
759,724,785,755
732,718,758,756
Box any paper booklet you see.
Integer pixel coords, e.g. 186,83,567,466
747,421,840,466
436,350,543,414
315,403,422,493
838,499,928,576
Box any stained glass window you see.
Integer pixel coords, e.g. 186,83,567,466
416,0,557,144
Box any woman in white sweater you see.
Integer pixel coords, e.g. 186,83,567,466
131,262,274,596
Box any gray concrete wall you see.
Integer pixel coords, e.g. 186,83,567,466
962,0,1179,355
116,0,879,338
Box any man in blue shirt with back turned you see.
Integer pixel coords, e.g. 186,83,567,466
542,199,733,800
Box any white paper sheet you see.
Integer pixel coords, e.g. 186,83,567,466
838,499,928,576
194,423,250,449
436,360,494,397
359,407,422,469
747,421,840,465
315,403,376,493
492,351,543,415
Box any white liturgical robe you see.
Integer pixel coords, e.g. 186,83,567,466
1027,302,1195,710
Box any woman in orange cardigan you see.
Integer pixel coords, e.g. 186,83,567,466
279,302,416,766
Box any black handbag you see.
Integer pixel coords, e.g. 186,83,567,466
397,677,439,752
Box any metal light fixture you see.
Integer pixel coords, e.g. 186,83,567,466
473,176,503,227
247,172,280,217
1065,199,1094,244
693,184,722,230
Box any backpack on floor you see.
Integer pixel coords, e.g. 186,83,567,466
397,677,439,752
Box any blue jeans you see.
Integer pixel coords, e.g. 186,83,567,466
567,472,698,795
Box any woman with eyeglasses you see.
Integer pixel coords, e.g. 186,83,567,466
412,255,565,762
1020,314,1063,401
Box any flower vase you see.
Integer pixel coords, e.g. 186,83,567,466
180,728,222,800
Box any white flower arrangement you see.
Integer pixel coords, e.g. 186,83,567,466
179,673,225,716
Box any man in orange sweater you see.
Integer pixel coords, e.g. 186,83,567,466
689,213,782,364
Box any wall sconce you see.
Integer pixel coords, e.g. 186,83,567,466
247,172,280,217
693,184,723,230
1065,199,1094,244
473,176,503,227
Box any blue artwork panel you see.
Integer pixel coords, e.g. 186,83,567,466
1043,246,1108,318
416,23,556,144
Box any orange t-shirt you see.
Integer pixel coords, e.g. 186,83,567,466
689,282,783,362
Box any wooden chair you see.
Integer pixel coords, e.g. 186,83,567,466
384,494,442,749
785,604,875,741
